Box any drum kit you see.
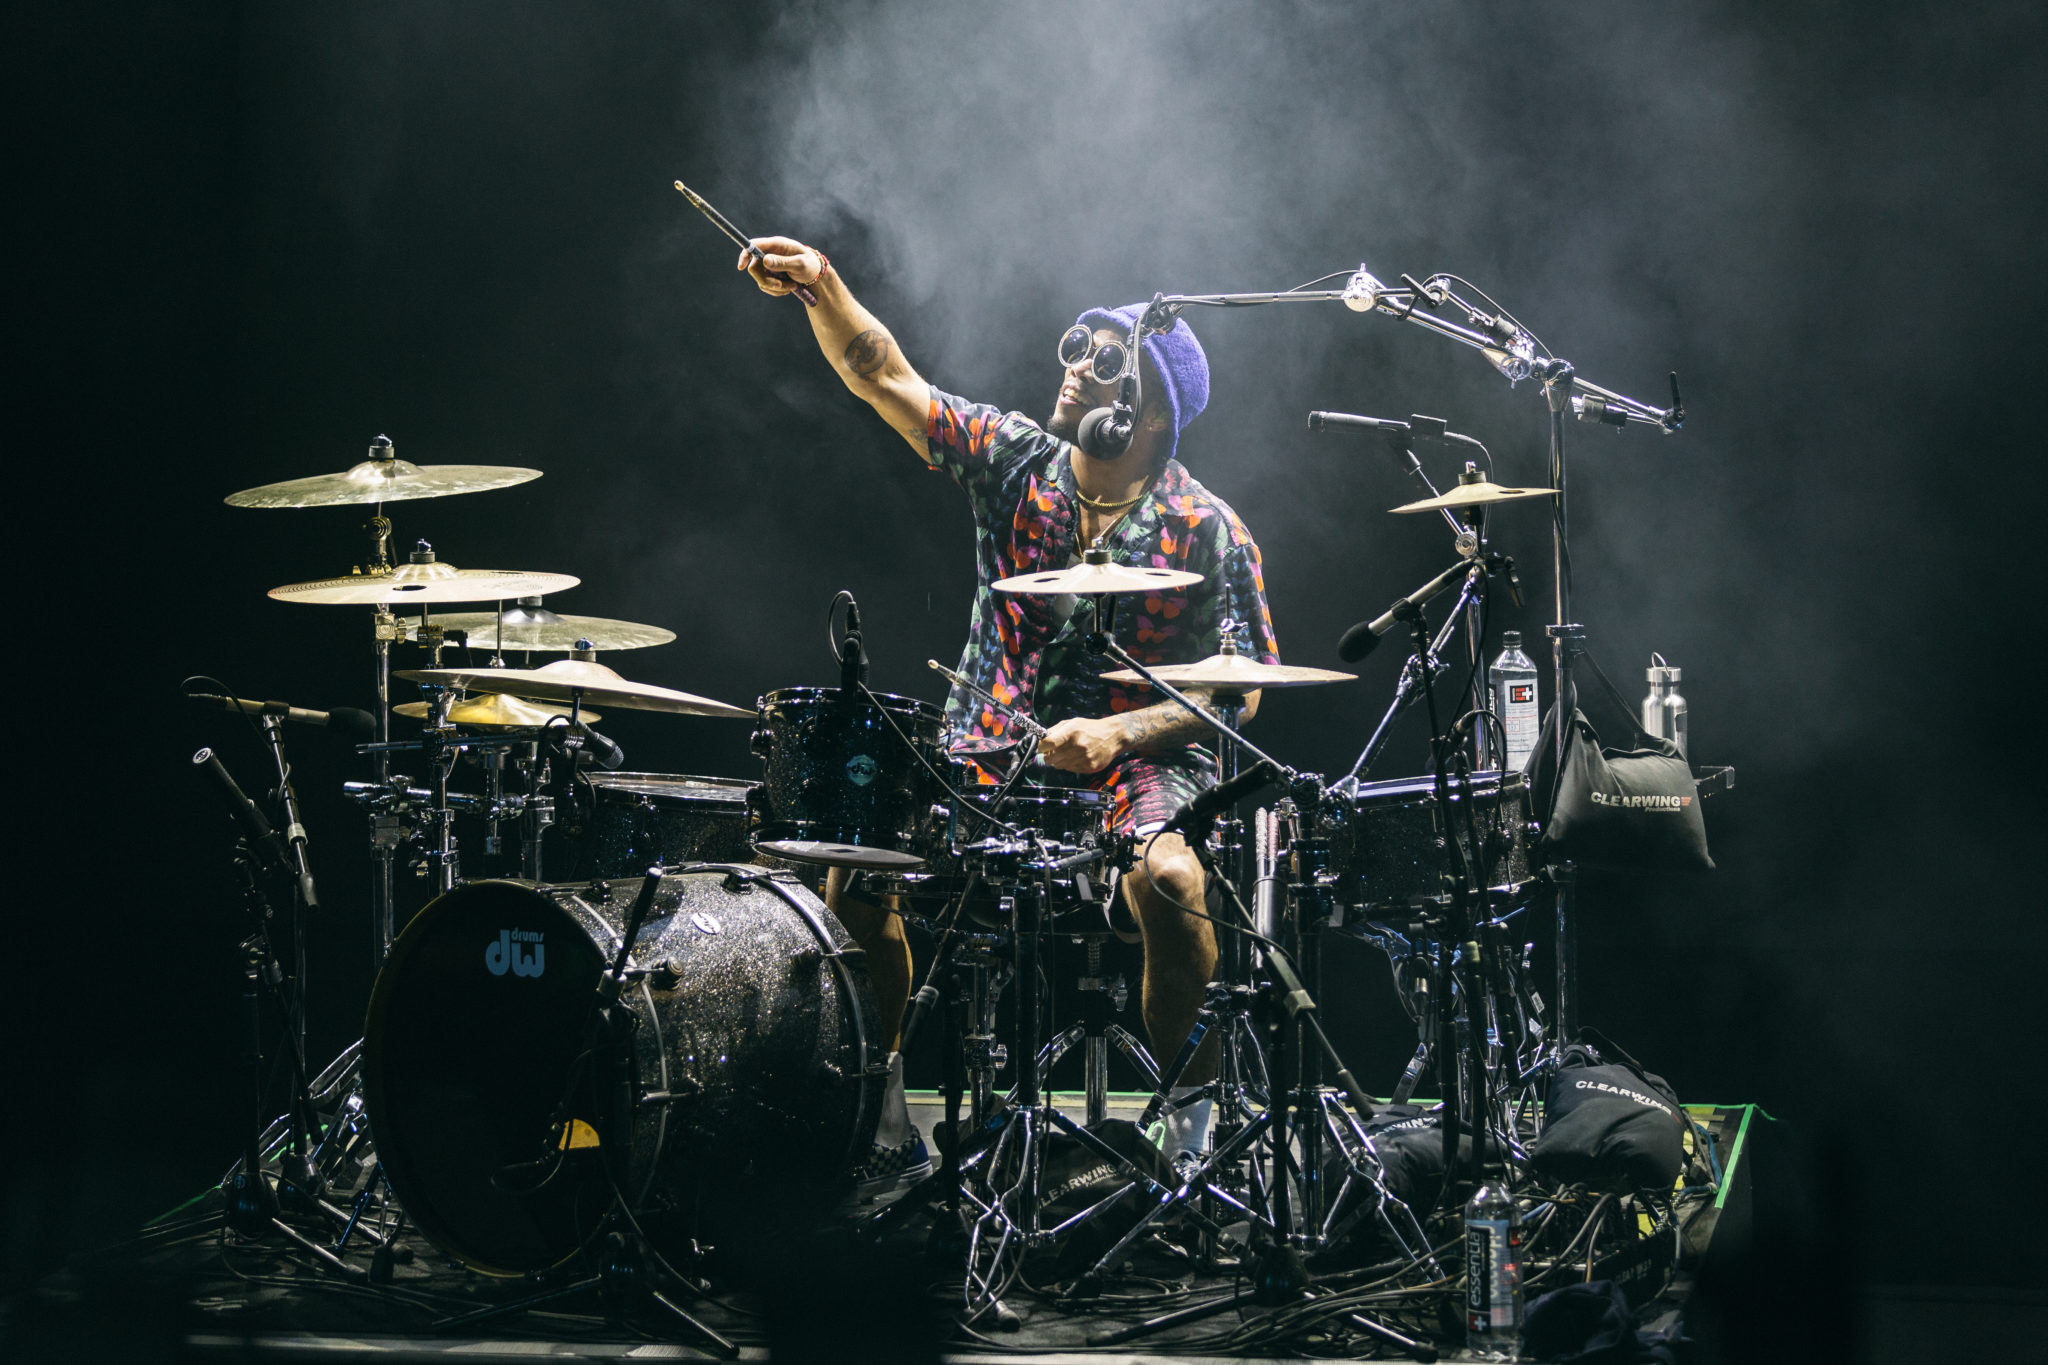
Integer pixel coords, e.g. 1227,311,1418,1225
196,269,1706,1348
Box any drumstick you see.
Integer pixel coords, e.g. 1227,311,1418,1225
673,180,819,307
927,659,1049,738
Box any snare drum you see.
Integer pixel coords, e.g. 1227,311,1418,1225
578,772,755,876
894,783,1111,919
1322,771,1535,910
750,687,949,868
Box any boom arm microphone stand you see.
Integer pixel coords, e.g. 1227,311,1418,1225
1142,270,1684,1039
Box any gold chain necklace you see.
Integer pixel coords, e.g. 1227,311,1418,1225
1074,481,1150,512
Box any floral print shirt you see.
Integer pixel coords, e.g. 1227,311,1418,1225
925,387,1281,760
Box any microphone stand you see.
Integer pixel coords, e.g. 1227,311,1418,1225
1146,276,1684,1042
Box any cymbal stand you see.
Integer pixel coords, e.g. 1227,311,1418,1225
364,499,401,965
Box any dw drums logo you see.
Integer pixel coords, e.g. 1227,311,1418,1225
485,929,547,978
845,754,879,786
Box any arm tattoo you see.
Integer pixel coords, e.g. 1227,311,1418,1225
1117,696,1214,753
844,328,892,378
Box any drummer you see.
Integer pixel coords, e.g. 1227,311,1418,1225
740,239,1280,1174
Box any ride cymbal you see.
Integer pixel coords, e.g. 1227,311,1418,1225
226,437,541,508
269,545,578,606
397,657,754,718
404,600,676,653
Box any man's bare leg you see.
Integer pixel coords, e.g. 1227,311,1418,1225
825,867,911,1052
1122,830,1220,1084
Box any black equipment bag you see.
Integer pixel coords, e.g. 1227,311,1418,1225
1532,651,1713,873
1028,1118,1176,1278
1528,1032,1689,1193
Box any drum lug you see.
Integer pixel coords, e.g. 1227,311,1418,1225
749,727,772,757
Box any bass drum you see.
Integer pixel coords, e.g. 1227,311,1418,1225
362,870,882,1276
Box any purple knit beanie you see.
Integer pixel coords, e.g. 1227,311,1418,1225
1074,303,1209,467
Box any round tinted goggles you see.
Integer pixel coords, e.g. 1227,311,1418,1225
1058,325,1134,386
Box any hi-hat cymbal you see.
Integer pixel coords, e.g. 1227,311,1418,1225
404,601,675,653
995,557,1203,595
226,438,541,508
1102,652,1356,691
269,552,579,606
1390,480,1557,514
393,693,599,728
396,657,754,718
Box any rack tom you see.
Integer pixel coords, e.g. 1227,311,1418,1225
749,687,949,868
1322,770,1536,911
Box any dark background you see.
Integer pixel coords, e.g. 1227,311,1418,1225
12,0,2044,1299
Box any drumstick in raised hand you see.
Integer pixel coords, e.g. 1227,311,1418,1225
673,180,819,307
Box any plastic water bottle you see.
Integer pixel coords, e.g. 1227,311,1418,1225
1642,653,1687,757
1490,632,1541,774
1464,1178,1523,1360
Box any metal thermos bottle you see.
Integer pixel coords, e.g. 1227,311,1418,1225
1642,653,1686,756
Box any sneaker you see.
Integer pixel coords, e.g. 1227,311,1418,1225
848,1129,932,1204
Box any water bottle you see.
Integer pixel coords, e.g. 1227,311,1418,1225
1490,632,1541,774
1642,653,1687,757
1464,1178,1523,1360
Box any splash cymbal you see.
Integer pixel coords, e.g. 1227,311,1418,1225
392,693,598,729
396,657,754,718
1101,653,1356,691
226,437,542,508
1390,479,1557,514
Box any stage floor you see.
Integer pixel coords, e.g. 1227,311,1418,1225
6,1097,1798,1362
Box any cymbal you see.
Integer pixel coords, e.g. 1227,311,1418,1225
1390,479,1557,514
226,444,542,508
405,601,676,653
396,657,754,718
1102,652,1356,691
269,560,580,606
995,560,1203,596
393,693,598,729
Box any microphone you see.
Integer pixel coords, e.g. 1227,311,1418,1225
189,693,376,739
1306,411,1452,445
838,594,867,695
193,747,295,880
1077,405,1133,459
547,718,626,770
1336,559,1476,662
1160,760,1283,840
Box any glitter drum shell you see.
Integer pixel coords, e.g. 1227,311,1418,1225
361,871,882,1275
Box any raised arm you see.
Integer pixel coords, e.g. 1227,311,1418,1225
739,237,931,459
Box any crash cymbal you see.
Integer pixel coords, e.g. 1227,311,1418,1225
995,547,1202,596
404,600,676,653
1390,479,1557,514
396,657,754,718
269,545,578,606
1102,653,1356,691
393,693,598,728
226,437,542,508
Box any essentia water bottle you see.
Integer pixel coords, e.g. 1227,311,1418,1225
1464,1177,1523,1359
1490,632,1541,774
